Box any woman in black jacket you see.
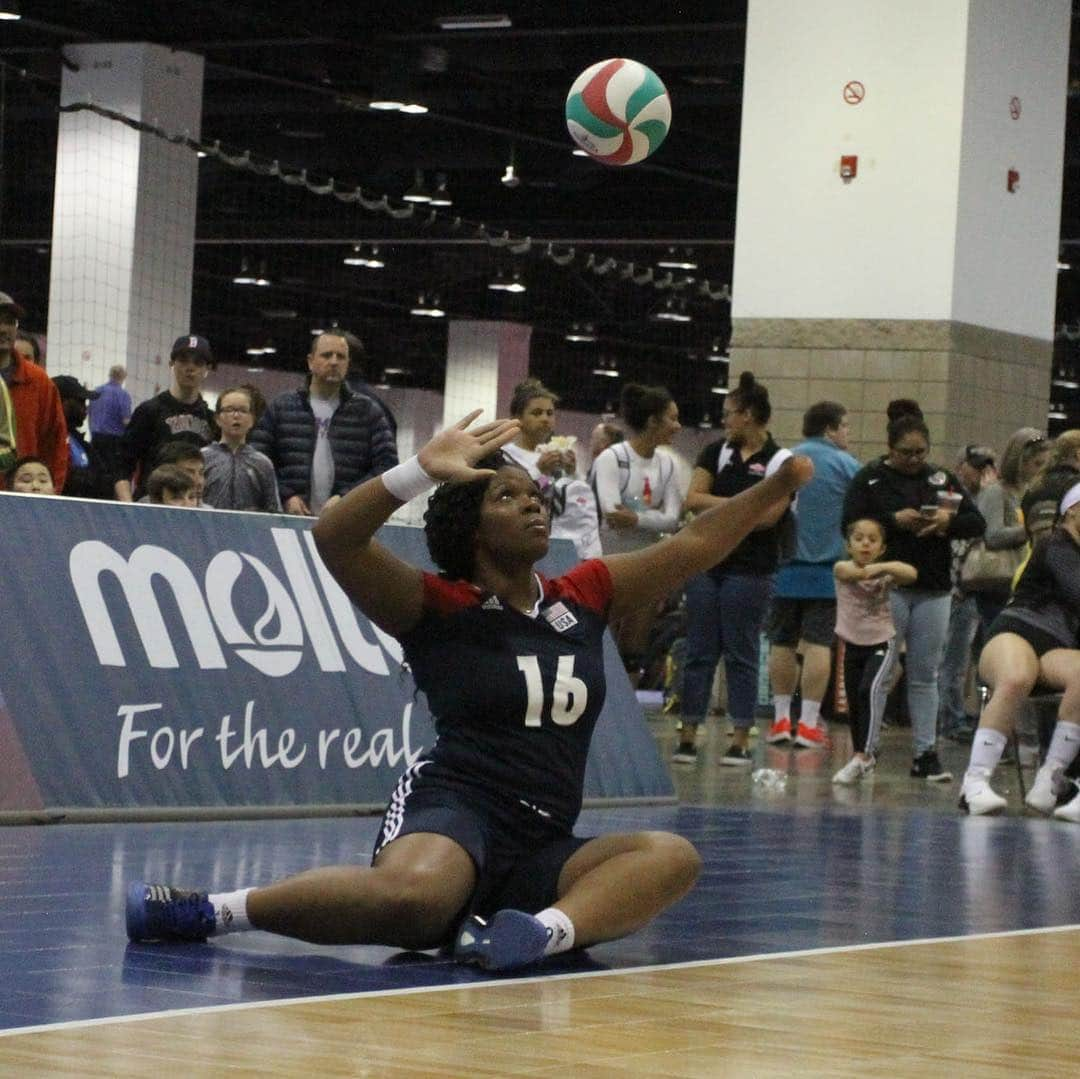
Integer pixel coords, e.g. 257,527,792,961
842,410,985,782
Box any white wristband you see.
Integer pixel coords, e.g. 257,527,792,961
381,455,436,502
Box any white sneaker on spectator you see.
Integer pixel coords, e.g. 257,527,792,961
832,755,874,786
1053,789,1080,823
959,776,1007,816
1025,763,1065,815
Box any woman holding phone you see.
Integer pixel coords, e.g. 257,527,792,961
842,406,985,782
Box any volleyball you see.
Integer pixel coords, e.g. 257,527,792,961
565,58,671,166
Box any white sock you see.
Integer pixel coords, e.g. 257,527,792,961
207,888,254,935
1045,721,1080,772
773,695,792,723
800,700,822,729
965,728,1007,784
535,907,575,956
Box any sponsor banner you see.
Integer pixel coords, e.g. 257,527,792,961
0,495,672,814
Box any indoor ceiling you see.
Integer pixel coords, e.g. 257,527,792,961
2,1,1079,426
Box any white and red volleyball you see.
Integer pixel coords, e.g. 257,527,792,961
565,58,671,166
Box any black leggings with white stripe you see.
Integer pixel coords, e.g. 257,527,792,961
842,637,898,755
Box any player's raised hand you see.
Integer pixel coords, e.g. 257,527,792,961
418,410,521,484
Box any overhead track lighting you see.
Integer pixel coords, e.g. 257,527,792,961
0,3,21,19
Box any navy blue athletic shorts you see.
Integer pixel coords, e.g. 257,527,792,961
371,765,592,921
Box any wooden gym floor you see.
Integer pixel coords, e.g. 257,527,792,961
2,717,1078,1076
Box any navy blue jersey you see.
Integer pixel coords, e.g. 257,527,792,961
399,559,613,832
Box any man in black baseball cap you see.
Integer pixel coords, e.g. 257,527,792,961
170,334,213,365
114,333,217,501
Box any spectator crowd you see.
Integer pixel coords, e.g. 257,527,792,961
6,285,1080,821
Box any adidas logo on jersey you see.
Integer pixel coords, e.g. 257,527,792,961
481,595,503,611
544,601,578,633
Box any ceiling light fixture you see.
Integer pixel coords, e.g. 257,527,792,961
253,261,272,287
571,148,590,157
565,323,597,343
429,174,453,206
651,297,691,323
1059,259,1072,271
436,13,512,30
344,244,385,268
233,258,257,286
0,3,21,19
399,102,429,115
410,293,445,317
489,270,526,293
592,363,620,378
710,384,729,395
501,163,519,188
369,97,405,111
403,169,432,203
657,246,698,270
706,337,729,362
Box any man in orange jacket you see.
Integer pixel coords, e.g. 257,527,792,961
0,291,67,491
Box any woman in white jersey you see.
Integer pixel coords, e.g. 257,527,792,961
592,382,683,678
501,378,600,560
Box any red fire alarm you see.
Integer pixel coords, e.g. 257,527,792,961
840,155,858,182
1007,168,1019,193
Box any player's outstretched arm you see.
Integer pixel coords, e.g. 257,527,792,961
603,455,813,622
313,410,520,637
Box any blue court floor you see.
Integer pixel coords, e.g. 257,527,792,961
3,802,1079,1032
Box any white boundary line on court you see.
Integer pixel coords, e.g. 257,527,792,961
3,921,1077,1039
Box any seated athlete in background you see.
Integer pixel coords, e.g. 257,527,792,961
126,411,813,971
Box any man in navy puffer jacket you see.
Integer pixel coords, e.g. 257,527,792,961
250,332,397,515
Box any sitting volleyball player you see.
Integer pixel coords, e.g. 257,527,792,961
959,480,1080,818
126,411,812,970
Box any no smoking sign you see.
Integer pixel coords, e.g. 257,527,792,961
843,80,865,105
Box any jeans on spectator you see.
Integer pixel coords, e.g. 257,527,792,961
890,589,952,756
681,571,774,730
937,593,980,736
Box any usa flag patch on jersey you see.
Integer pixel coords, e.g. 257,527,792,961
544,601,578,633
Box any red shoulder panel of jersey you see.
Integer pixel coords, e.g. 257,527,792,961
541,558,613,616
420,572,483,615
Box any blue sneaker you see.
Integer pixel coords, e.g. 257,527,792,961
453,909,550,971
126,882,216,942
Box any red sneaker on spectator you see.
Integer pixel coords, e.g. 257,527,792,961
794,722,828,749
765,717,792,744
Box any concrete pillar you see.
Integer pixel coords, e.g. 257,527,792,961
731,0,1070,461
444,320,531,427
47,42,204,402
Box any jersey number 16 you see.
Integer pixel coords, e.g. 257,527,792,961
516,655,588,728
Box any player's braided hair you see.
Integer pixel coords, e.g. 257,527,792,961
423,451,510,580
